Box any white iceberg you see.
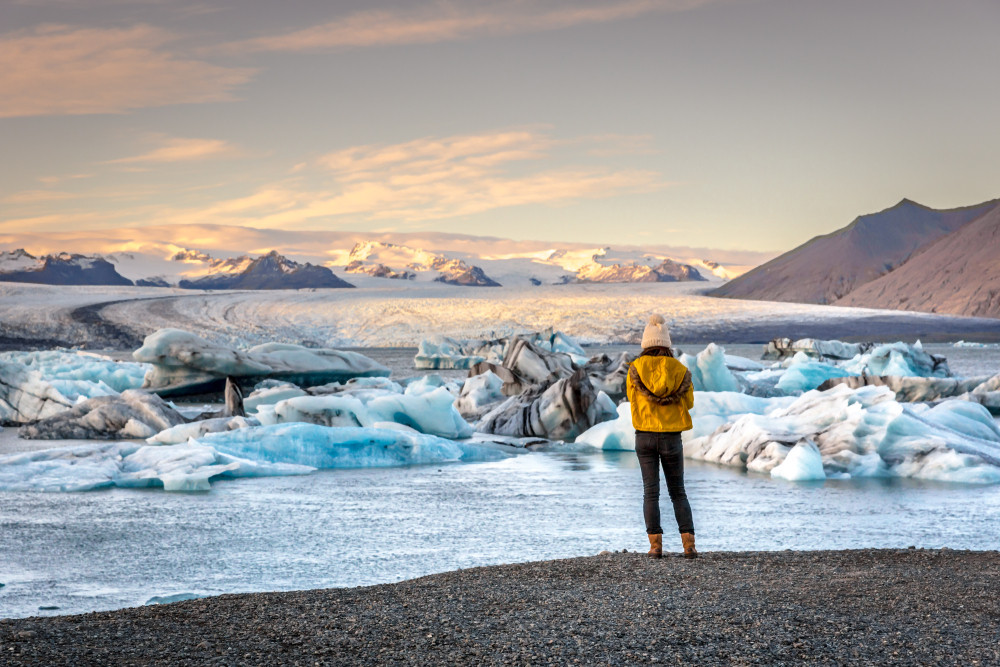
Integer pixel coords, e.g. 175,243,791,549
256,387,475,439
575,402,636,451
147,416,260,445
0,442,311,492
770,440,826,481
685,385,1000,483
679,343,741,392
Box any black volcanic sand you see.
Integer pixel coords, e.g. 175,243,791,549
2,550,998,666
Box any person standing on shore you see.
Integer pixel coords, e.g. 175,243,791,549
626,314,697,559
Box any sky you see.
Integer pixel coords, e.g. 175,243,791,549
1,0,998,257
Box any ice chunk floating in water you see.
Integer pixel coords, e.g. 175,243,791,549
134,329,389,396
0,442,311,492
0,424,513,492
198,423,510,469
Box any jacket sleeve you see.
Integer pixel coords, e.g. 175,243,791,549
683,382,694,410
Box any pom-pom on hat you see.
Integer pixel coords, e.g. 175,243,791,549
641,314,672,350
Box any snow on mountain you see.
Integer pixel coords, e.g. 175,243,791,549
713,198,1000,305
337,242,500,287
0,249,133,286
178,251,354,290
836,203,1000,318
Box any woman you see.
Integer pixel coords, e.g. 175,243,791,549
626,314,697,559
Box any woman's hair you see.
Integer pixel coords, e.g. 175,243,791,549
640,346,674,358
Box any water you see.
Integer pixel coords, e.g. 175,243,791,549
2,341,1000,620
3,451,999,620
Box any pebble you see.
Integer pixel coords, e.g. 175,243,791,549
0,550,997,666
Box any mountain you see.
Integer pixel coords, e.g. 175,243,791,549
342,242,501,286
178,251,354,290
0,249,133,286
575,258,705,283
836,204,1000,318
711,198,999,304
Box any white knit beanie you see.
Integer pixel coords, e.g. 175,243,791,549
641,314,672,350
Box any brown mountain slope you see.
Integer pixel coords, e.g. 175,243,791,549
712,198,998,304
836,204,1000,318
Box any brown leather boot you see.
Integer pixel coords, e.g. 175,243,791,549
681,532,698,559
647,533,663,559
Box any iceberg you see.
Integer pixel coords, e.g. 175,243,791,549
762,338,872,361
147,416,260,445
199,423,510,469
679,343,741,392
575,402,636,451
0,441,312,492
685,385,1000,483
476,370,617,441
243,382,308,413
583,352,633,402
134,329,389,396
19,390,187,440
818,374,1000,412
413,329,589,370
454,371,506,420
403,374,463,397
774,354,853,393
841,341,950,378
413,335,505,370
770,440,826,481
502,337,577,385
257,387,475,439
1,361,76,424
0,350,148,393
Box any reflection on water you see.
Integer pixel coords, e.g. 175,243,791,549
2,449,999,619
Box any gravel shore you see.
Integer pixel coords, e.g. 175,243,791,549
2,549,998,665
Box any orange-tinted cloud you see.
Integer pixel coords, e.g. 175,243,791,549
224,0,714,53
105,137,243,164
0,24,254,117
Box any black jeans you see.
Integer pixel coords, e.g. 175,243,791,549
635,431,694,535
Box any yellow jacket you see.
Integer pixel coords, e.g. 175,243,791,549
627,355,694,432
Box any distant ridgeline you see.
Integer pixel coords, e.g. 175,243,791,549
0,249,132,286
712,197,1000,319
176,251,354,290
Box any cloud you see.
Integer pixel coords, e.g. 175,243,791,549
105,137,242,164
223,0,713,53
162,129,669,228
0,24,254,117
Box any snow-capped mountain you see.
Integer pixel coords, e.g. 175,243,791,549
0,249,133,286
339,242,501,287
178,251,354,290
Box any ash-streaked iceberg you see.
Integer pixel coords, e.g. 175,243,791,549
476,370,617,441
134,329,390,396
147,416,260,445
18,390,187,440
